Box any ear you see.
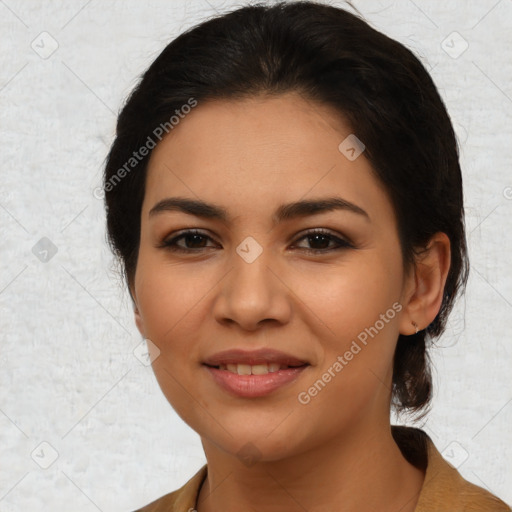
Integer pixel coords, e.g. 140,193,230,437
399,232,451,335
130,283,145,338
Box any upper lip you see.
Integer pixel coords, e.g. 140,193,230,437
203,348,309,367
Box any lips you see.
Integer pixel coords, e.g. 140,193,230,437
202,348,310,398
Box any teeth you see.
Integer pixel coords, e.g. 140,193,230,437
251,364,269,375
219,363,290,375
237,364,252,375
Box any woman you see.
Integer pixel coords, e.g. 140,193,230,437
103,2,511,510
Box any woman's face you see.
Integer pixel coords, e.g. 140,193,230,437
131,93,415,462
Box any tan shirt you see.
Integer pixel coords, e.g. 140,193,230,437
134,426,511,511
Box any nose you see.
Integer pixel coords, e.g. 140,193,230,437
212,245,292,332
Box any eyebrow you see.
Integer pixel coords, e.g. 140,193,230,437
148,196,370,224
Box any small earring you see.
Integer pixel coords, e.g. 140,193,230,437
411,321,419,334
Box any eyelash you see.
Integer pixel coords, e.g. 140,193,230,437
158,228,354,254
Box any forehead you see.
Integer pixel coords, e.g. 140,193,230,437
149,92,347,160
142,93,392,225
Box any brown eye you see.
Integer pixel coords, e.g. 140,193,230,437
292,229,353,253
159,230,218,252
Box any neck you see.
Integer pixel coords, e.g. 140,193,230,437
196,422,425,512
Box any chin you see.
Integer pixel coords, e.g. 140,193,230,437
196,415,315,465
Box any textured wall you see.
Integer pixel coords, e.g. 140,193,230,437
1,1,511,510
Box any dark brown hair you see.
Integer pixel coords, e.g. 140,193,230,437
103,0,469,416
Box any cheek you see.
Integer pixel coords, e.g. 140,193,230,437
135,253,210,346
292,254,402,340
134,256,212,424
296,256,403,409
293,274,402,436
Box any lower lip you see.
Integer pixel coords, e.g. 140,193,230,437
204,365,308,398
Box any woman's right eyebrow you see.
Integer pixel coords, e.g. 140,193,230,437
148,196,370,224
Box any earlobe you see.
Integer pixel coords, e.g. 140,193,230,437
399,232,451,336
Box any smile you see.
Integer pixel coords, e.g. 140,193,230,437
204,363,309,397
211,362,305,375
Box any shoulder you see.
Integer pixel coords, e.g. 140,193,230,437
392,425,511,512
132,465,207,512
419,464,512,511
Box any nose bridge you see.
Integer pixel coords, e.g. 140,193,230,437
213,236,291,329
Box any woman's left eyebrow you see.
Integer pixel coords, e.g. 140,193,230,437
148,196,370,224
273,197,370,224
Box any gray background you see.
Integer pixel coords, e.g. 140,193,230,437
1,0,511,510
